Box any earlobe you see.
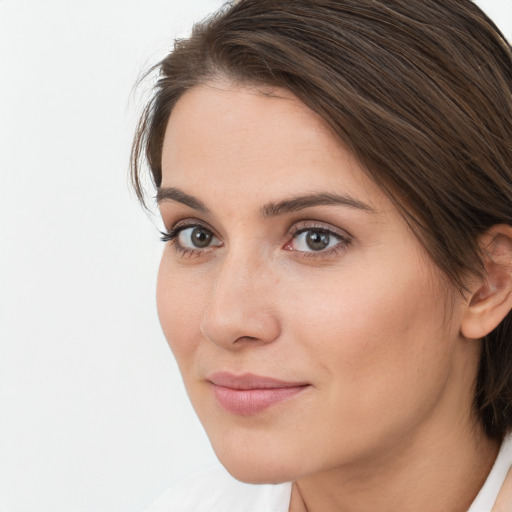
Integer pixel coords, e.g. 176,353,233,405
461,225,512,340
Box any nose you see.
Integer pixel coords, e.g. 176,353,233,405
200,252,281,349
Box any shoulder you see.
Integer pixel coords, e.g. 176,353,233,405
144,465,291,512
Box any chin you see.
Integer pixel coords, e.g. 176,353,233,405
221,459,296,485
211,438,306,484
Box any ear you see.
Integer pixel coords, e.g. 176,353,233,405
461,225,512,340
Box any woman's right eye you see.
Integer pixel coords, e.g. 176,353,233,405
177,226,221,249
161,224,222,254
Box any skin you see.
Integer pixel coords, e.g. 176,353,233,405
156,82,499,512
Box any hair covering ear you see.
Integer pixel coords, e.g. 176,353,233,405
462,225,512,340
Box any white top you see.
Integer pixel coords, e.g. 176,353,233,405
468,434,512,512
146,435,512,512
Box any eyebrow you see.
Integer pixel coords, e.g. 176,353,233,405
260,192,376,217
156,187,211,213
156,187,376,216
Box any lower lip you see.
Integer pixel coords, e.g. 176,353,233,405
211,384,309,416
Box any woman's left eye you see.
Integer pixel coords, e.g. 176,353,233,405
285,227,349,254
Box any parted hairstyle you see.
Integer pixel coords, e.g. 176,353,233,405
131,0,512,440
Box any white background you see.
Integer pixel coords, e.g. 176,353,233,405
0,1,511,511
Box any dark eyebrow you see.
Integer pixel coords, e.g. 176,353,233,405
260,193,376,218
156,187,375,217
156,187,211,213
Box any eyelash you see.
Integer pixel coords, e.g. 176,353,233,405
287,222,352,258
160,220,352,258
159,220,215,258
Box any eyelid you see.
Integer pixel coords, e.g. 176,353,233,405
288,220,352,240
160,219,223,258
161,218,219,240
284,220,353,256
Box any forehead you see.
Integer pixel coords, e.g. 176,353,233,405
161,82,387,213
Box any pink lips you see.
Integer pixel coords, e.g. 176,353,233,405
207,372,310,416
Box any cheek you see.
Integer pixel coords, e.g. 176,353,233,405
156,255,206,366
284,253,454,419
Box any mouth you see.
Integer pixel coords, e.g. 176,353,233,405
207,372,310,416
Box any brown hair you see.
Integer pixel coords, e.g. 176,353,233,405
131,0,512,440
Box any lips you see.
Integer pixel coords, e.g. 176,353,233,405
207,372,310,415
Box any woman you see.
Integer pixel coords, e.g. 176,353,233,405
132,1,512,510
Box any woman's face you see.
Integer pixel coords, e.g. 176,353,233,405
157,83,477,483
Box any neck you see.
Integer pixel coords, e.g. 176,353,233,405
290,420,499,512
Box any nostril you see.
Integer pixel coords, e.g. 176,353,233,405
234,336,259,343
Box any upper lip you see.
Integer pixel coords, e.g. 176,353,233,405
207,372,309,390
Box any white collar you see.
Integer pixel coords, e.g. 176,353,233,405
467,433,512,512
